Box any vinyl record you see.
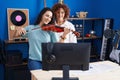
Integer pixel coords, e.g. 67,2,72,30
7,8,29,40
10,10,26,26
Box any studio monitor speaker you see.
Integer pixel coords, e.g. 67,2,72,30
7,8,29,40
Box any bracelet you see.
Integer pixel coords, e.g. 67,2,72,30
60,35,66,40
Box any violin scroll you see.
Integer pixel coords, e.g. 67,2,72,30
72,31,80,37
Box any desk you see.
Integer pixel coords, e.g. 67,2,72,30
31,61,120,80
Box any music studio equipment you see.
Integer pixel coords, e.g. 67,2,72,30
104,28,120,64
103,29,115,39
100,18,114,60
7,8,29,40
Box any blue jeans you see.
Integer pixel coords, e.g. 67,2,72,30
28,59,42,70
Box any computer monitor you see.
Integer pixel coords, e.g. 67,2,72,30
42,43,91,80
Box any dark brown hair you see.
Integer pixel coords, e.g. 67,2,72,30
52,3,70,19
34,7,54,25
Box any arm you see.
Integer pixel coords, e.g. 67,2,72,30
59,28,70,43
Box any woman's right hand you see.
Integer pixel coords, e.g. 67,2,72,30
16,27,26,36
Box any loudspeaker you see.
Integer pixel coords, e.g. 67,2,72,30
7,8,29,40
6,50,22,65
100,18,114,60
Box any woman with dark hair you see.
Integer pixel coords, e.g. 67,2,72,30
52,3,77,43
16,7,70,70
34,7,54,25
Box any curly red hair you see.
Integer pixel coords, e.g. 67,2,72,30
52,3,70,19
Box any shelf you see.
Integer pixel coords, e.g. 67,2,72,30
68,18,104,61
68,18,104,20
77,36,102,40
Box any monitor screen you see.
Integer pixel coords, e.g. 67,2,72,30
42,43,91,71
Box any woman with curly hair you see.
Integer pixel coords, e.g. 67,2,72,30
52,3,77,43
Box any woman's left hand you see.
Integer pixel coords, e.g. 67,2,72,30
63,28,70,36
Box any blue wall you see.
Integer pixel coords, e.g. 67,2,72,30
92,0,120,29
1,0,120,79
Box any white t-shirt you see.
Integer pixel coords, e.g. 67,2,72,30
55,20,77,43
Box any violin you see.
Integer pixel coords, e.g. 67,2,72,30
31,24,80,37
41,24,80,37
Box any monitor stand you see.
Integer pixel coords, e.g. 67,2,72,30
52,65,79,80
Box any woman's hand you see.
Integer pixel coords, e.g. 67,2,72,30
63,27,70,37
15,27,26,36
59,28,70,43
